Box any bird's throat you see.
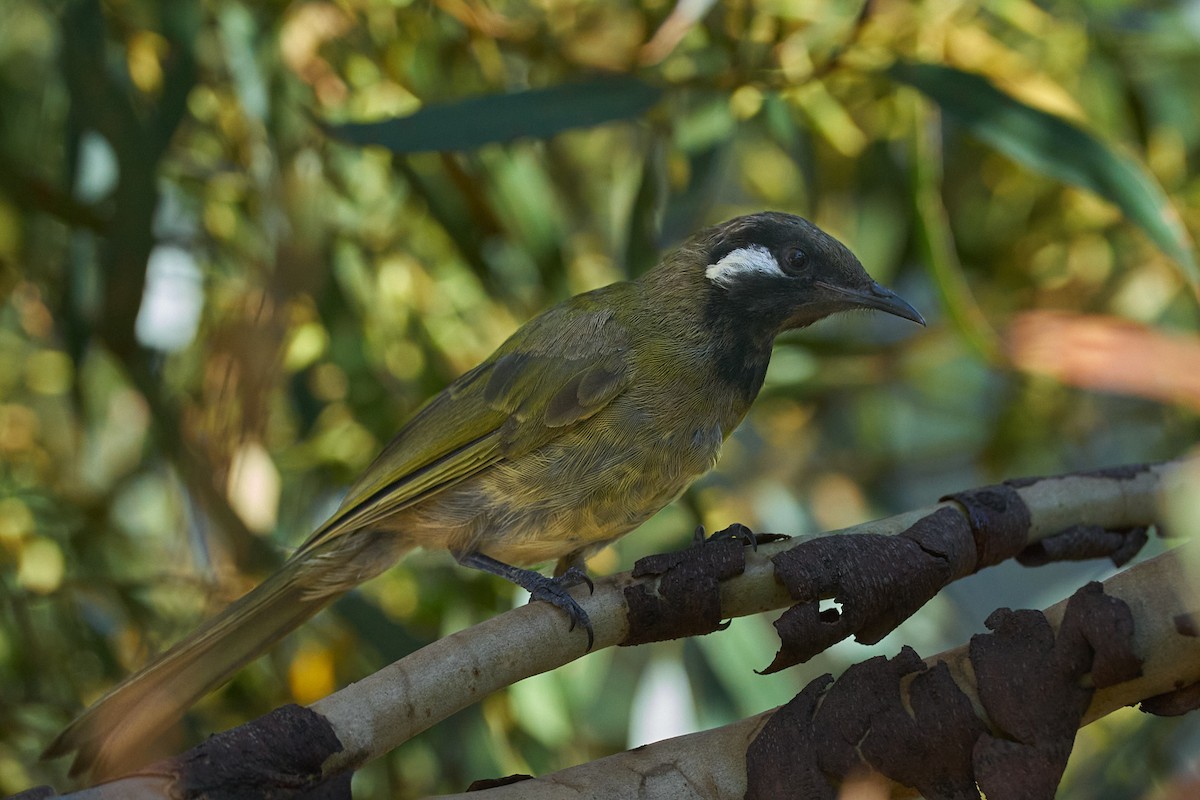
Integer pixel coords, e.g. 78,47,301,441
709,325,773,411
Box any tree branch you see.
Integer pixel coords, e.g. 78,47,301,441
441,542,1200,799
36,460,1185,798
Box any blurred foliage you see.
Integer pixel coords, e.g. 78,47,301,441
1,0,1199,796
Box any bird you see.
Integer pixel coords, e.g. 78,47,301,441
45,211,924,780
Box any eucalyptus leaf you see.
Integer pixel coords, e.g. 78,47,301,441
327,75,663,153
890,61,1198,287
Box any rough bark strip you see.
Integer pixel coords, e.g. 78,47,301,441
746,648,986,800
1016,525,1147,567
811,650,921,779
941,484,1031,567
467,774,534,791
1140,681,1200,716
761,508,973,673
744,674,835,800
972,736,1063,800
169,704,349,799
814,649,920,777
902,508,978,580
621,538,745,646
1078,463,1153,481
880,661,988,799
746,584,1141,800
970,583,1141,800
1054,583,1142,688
1004,462,1153,489
821,650,984,800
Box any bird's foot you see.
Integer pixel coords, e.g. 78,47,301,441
455,551,595,650
524,567,595,649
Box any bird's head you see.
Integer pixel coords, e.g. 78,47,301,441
689,211,925,334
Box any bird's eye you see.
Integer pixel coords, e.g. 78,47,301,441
783,247,808,274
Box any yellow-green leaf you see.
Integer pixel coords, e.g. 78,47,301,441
890,61,1198,288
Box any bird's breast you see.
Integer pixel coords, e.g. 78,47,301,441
400,398,728,565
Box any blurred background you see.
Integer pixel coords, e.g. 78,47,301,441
2,0,1199,796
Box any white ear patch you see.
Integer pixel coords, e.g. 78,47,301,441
705,245,785,287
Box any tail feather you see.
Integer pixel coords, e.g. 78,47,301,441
44,559,334,780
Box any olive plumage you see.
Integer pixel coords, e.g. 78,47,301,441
45,211,923,779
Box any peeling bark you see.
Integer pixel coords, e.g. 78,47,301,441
38,461,1191,800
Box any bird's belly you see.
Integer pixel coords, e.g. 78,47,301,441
401,417,725,566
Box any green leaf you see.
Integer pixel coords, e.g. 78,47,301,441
326,75,663,153
890,61,1198,287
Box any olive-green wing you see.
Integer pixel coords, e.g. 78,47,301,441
296,300,632,554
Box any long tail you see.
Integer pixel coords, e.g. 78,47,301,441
44,556,340,780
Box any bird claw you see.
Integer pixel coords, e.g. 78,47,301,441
526,570,594,650
455,551,596,650
694,522,759,550
557,565,595,594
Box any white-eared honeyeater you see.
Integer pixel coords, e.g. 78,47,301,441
46,211,924,779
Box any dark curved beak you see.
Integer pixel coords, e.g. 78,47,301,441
815,280,926,326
